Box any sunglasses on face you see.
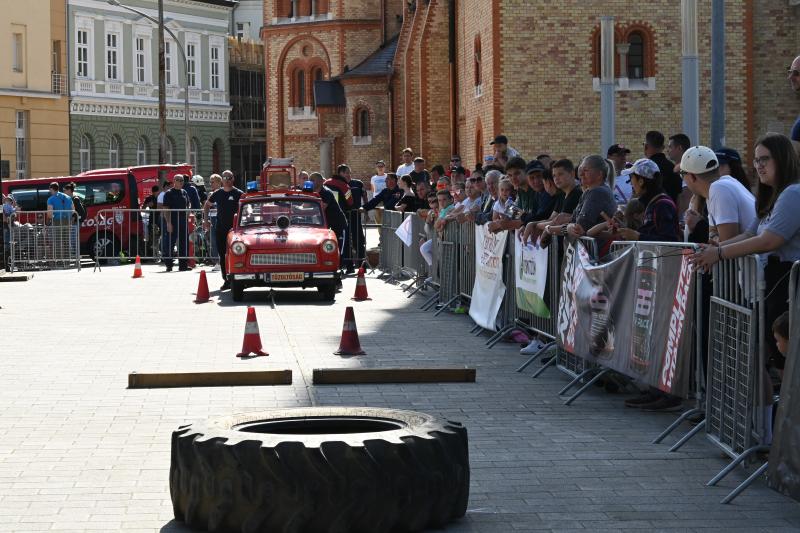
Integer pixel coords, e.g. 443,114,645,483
451,159,460,162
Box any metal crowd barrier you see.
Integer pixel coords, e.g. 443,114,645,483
5,211,81,272
720,260,800,504
516,236,562,373
378,209,405,282
458,221,476,302
401,212,430,297
420,229,442,311
92,208,213,269
703,254,769,485
434,222,461,316
486,232,517,348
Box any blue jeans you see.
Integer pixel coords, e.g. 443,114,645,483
163,216,188,269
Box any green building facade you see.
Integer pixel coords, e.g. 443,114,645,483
68,0,235,177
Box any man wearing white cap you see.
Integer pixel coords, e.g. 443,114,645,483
680,146,756,243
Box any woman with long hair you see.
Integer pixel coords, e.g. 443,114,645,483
691,132,800,365
395,175,417,213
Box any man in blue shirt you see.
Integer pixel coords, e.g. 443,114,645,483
161,175,191,272
46,182,74,224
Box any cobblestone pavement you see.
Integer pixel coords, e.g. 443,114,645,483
1,258,800,532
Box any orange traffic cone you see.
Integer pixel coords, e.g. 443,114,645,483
237,306,268,358
194,270,210,303
132,255,143,278
334,306,366,355
351,266,371,301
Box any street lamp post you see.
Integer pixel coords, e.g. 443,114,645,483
107,0,191,165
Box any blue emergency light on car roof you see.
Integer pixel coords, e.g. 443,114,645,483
303,181,314,192
246,181,258,191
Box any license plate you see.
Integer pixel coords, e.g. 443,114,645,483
270,272,305,282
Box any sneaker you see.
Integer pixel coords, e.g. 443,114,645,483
453,306,467,314
624,392,659,408
520,340,546,355
220,281,231,291
640,396,684,412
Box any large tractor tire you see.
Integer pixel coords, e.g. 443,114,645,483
170,407,469,533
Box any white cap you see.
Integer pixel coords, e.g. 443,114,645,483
192,175,205,186
680,146,719,175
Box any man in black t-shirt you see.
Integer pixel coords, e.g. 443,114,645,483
162,175,191,271
309,172,347,264
408,157,431,188
344,172,367,273
203,173,243,289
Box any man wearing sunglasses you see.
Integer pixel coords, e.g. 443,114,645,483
790,56,800,145
446,155,470,178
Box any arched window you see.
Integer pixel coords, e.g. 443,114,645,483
190,138,199,171
356,108,369,137
136,136,148,166
473,36,482,88
79,134,92,172
627,32,644,79
212,139,223,174
108,135,121,167
166,137,175,164
295,69,305,108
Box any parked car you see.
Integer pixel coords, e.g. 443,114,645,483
2,164,192,257
226,189,340,301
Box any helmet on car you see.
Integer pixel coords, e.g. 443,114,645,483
192,175,205,186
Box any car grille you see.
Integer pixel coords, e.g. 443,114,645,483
250,253,317,266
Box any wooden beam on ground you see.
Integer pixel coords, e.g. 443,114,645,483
128,370,292,389
312,368,476,385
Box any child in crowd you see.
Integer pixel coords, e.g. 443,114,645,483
492,178,515,221
772,311,790,380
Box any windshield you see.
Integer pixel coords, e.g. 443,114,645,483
239,199,324,227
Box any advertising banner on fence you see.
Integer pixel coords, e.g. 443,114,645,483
514,230,550,318
469,225,508,330
556,241,696,397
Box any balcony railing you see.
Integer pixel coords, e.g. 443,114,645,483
51,72,66,95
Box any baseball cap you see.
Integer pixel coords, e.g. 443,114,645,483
607,144,631,157
680,146,719,175
621,158,661,180
490,135,509,145
525,160,547,175
375,160,386,166
713,148,741,165
413,156,425,163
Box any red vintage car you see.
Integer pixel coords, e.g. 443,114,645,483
226,190,340,301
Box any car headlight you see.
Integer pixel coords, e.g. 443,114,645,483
231,241,247,256
322,239,337,254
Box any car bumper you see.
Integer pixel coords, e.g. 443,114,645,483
230,271,340,287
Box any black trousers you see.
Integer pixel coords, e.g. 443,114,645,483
216,225,231,281
764,257,792,368
344,210,365,269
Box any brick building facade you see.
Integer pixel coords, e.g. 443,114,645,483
264,1,799,178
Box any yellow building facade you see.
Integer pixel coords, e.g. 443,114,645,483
0,0,69,179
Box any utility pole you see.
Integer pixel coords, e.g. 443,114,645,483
158,0,167,164
710,0,725,149
600,16,615,155
681,0,700,147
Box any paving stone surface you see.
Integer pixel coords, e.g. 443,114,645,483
1,255,799,532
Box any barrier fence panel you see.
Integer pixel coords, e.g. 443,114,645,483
486,231,517,348
420,229,442,311
378,208,391,274
92,208,214,269
6,211,81,272
380,210,405,282
704,254,770,486
516,236,562,372
402,212,430,297
435,222,461,316
458,222,476,302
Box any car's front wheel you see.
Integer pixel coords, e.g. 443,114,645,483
318,284,336,302
231,279,244,302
